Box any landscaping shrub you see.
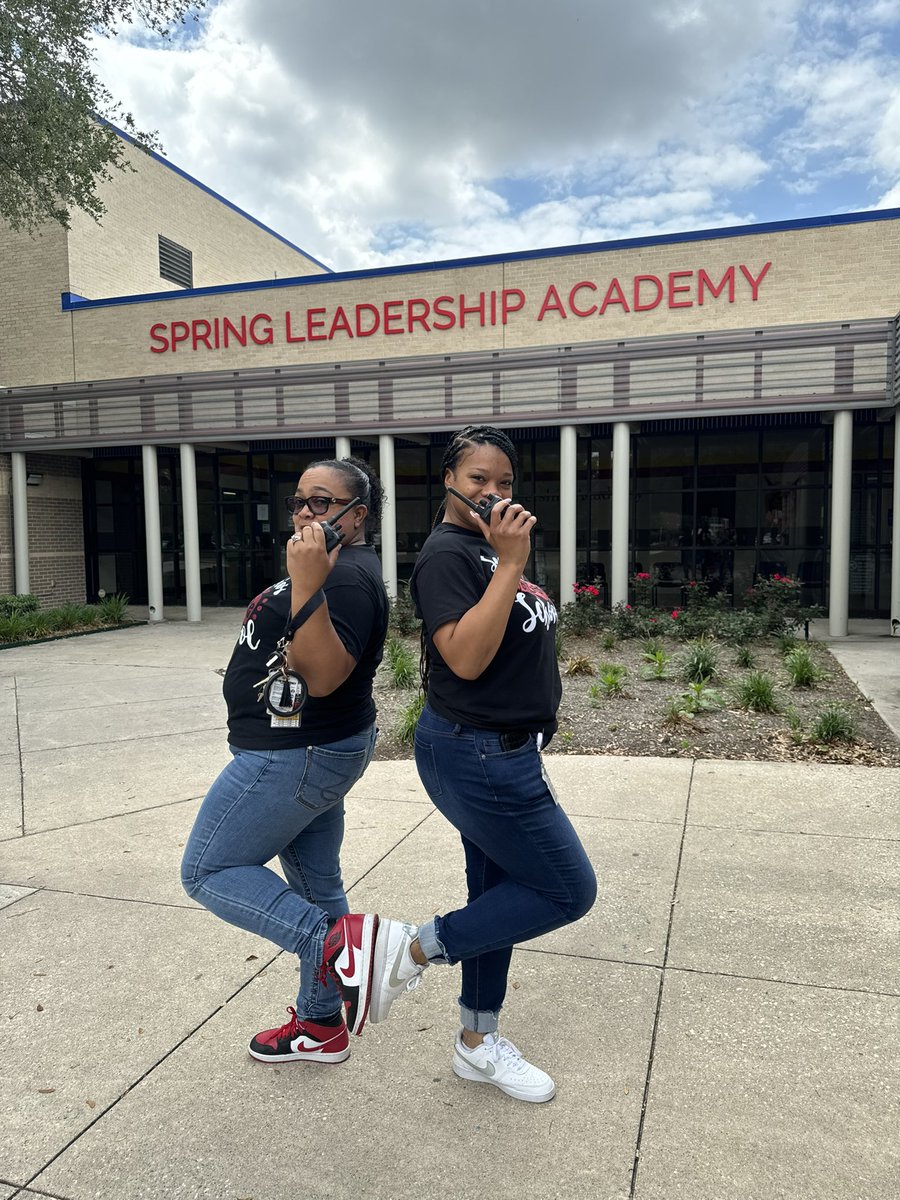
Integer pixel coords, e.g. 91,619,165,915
810,702,856,744
589,662,628,701
640,647,672,680
784,645,827,689
0,592,131,643
735,644,755,669
564,655,594,676
97,593,130,624
681,680,726,713
679,640,718,683
733,670,779,713
385,636,417,688
745,573,821,636
396,691,426,744
52,603,93,631
0,593,39,618
388,584,420,636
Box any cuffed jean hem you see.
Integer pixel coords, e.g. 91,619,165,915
459,1004,500,1035
418,919,499,1031
416,917,451,965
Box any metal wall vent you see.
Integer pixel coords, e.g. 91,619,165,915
158,235,193,288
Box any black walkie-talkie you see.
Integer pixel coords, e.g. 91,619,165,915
446,486,505,522
321,496,360,551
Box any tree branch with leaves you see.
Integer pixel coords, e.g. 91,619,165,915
0,0,205,232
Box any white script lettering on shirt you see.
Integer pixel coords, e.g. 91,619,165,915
480,553,498,574
514,591,559,633
238,619,260,651
271,579,291,595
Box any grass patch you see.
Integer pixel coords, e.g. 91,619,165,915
733,670,779,713
810,702,856,744
783,645,828,688
396,691,426,744
385,636,417,689
679,640,718,683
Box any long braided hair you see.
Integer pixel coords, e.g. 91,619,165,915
419,425,519,693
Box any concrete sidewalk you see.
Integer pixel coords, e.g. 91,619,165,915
1,614,898,1200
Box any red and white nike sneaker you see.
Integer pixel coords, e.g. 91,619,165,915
248,1007,350,1064
320,913,379,1036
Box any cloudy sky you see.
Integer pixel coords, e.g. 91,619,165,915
93,0,900,272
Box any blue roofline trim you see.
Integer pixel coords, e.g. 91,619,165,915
98,118,333,274
60,205,900,312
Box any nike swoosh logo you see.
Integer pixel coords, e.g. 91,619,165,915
387,955,409,991
335,940,360,986
386,924,419,991
460,1055,495,1078
291,1035,329,1051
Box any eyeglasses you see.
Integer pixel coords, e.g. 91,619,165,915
284,494,353,516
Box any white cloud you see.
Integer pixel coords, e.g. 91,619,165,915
90,0,900,270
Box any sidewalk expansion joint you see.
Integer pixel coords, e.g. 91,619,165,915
14,675,25,837
629,757,694,1199
688,820,900,844
665,962,900,1000
17,947,284,1196
10,794,205,840
24,886,206,911
22,725,223,755
345,808,437,894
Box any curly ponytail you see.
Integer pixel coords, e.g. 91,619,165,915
308,455,385,537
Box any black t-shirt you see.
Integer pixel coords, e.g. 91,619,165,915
223,545,388,749
410,523,561,732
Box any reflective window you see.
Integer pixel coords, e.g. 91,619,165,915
635,434,694,488
761,427,827,483
697,430,759,489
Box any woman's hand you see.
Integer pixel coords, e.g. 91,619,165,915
286,522,341,594
469,499,536,573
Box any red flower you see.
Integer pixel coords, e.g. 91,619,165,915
671,609,681,618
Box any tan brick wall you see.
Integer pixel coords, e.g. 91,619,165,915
66,138,327,301
0,454,86,604
0,131,328,390
63,216,900,384
0,222,74,389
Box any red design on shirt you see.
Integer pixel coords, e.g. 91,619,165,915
518,577,552,604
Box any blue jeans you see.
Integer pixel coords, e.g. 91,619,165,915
413,704,596,1033
181,725,376,1022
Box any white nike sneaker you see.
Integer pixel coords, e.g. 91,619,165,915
368,918,427,1024
452,1031,556,1103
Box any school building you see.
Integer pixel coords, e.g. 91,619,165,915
1,131,899,635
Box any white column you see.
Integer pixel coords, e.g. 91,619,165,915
611,422,631,608
142,445,165,623
828,410,853,637
378,434,397,599
559,425,577,605
11,452,29,594
335,435,352,460
891,411,900,634
179,443,202,623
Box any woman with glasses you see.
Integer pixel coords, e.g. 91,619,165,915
181,456,389,1066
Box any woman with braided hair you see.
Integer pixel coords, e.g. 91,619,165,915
391,423,597,1103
